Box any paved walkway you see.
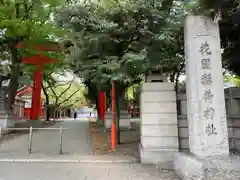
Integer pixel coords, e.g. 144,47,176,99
0,162,180,180
0,120,93,159
0,119,137,162
0,119,181,179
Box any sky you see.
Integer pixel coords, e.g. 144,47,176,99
52,71,83,84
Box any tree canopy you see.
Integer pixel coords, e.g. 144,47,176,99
0,0,67,110
186,0,240,77
56,0,185,95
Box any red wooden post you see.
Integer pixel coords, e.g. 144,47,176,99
30,69,43,120
98,92,103,120
99,91,107,120
103,91,106,119
16,43,58,121
111,81,117,150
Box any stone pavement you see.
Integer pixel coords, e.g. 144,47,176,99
0,119,137,162
0,119,181,179
0,120,93,159
0,162,180,180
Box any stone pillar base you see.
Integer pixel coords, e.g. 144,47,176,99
139,144,178,169
0,110,14,128
104,111,131,130
173,152,240,180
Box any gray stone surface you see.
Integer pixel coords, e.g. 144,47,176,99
139,144,175,169
0,87,14,128
0,120,93,158
140,82,179,167
104,111,131,130
0,162,180,180
173,152,240,180
0,119,138,162
185,15,229,157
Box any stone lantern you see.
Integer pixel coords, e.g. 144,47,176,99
145,70,168,83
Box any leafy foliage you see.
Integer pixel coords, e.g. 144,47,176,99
224,74,240,87
45,80,86,108
0,0,67,110
186,0,240,77
56,0,185,86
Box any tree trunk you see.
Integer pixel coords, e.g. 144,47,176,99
6,63,20,119
63,110,66,118
95,95,101,120
53,106,57,121
42,84,50,121
7,47,21,115
115,92,121,144
59,109,62,119
115,81,128,145
175,63,185,94
84,80,101,120
170,72,176,83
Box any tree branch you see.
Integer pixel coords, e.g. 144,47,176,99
58,89,81,107
46,79,58,104
44,81,72,90
57,76,77,99
65,98,81,108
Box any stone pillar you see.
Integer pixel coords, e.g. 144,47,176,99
145,70,168,82
0,87,14,128
185,16,229,157
139,82,178,169
173,16,238,180
104,110,131,131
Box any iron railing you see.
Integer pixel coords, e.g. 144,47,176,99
0,126,68,154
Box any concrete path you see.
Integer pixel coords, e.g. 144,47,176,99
0,120,93,159
0,162,180,180
0,119,181,179
0,119,137,162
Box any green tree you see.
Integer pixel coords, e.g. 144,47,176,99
56,0,184,99
56,0,185,143
186,0,240,77
45,75,85,119
0,0,66,116
224,74,240,87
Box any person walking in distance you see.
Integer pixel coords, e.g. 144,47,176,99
74,111,77,120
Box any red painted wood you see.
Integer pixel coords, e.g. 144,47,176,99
111,81,116,150
22,54,56,66
103,91,106,120
30,70,43,120
16,86,32,96
24,108,31,119
98,91,106,120
16,43,57,121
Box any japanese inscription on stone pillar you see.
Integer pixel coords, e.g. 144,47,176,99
185,16,229,157
199,41,217,136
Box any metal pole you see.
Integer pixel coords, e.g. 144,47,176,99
59,125,63,154
28,126,33,154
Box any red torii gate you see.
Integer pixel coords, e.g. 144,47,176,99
16,42,60,120
98,91,106,120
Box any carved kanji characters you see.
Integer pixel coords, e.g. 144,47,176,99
203,89,214,102
201,58,211,69
201,73,212,85
204,107,215,120
199,42,212,56
205,124,218,136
